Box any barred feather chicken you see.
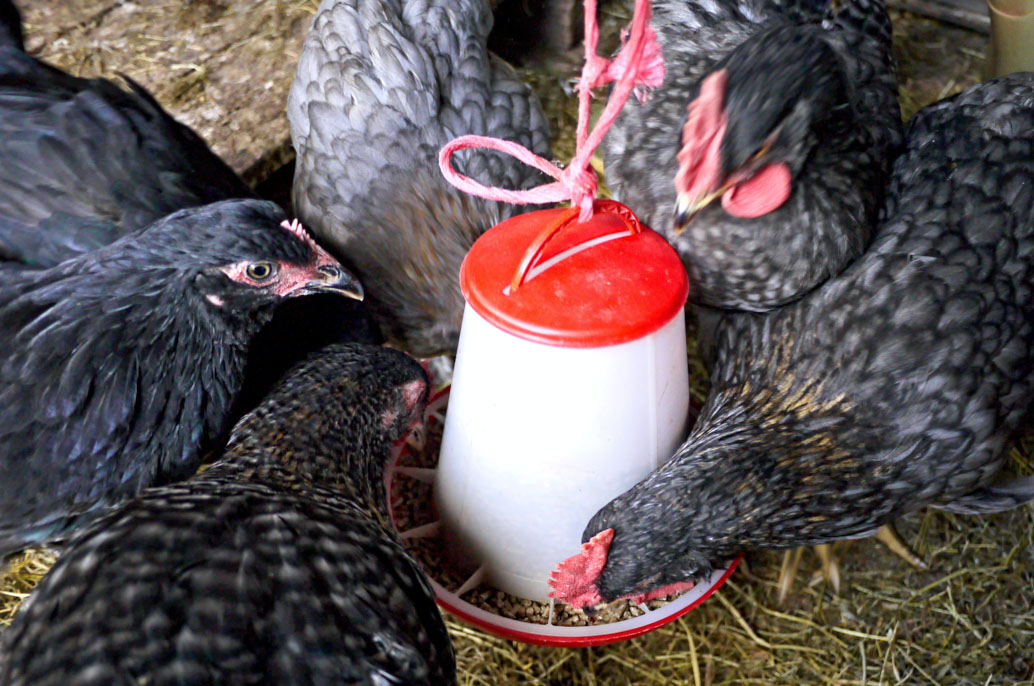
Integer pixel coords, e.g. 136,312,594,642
0,344,455,685
552,73,1034,607
289,0,551,357
603,0,901,310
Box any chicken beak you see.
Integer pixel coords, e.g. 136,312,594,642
299,264,365,301
673,189,722,235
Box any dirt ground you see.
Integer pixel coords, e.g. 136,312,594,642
4,1,1033,684
22,0,319,184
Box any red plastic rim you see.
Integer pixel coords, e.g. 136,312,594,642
433,557,741,648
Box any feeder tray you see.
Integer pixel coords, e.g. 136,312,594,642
388,386,739,648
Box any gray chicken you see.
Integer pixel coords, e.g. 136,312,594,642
0,344,456,686
551,73,1034,606
603,0,901,311
289,0,551,357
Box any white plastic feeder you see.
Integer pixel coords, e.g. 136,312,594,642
388,388,740,648
434,200,691,604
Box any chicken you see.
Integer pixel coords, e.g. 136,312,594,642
551,73,1034,606
288,0,551,357
0,344,455,686
0,17,253,268
0,199,364,557
602,0,901,311
0,0,21,51
0,3,379,451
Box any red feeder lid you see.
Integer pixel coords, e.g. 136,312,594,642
460,200,689,347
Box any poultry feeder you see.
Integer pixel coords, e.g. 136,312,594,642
387,200,738,647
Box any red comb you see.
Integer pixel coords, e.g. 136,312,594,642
548,528,615,608
401,379,427,415
280,218,321,251
675,70,729,199
549,528,698,608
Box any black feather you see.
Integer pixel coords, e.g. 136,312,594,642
0,45,253,267
0,0,21,51
0,199,355,556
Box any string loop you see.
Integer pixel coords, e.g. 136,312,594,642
438,0,664,223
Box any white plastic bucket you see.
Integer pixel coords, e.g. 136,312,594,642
432,201,691,602
435,305,689,600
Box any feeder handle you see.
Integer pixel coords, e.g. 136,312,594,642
510,200,643,293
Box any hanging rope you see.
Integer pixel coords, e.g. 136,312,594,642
438,0,664,223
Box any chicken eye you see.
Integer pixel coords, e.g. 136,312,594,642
246,262,276,281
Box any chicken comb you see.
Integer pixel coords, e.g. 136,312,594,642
675,69,729,199
549,528,697,608
547,528,614,608
280,218,320,251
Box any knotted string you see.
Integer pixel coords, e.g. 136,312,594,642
438,0,664,223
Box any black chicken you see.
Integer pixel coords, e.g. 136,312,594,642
0,344,456,685
0,4,378,542
0,12,252,268
603,0,901,311
0,199,364,557
552,73,1034,606
0,0,20,51
288,0,551,357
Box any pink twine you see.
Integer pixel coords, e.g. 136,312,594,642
438,0,664,222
